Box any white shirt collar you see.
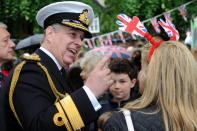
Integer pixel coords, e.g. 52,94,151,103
39,47,62,70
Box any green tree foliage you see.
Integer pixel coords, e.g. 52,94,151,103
100,0,197,40
0,0,54,38
0,0,196,40
0,0,101,39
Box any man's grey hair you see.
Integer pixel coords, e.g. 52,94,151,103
41,23,62,44
0,22,7,29
51,23,62,32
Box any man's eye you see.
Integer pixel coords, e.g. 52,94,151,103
70,33,75,37
4,39,8,42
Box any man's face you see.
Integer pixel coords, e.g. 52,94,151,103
49,26,84,67
0,27,15,63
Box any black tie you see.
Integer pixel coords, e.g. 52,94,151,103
60,68,73,93
60,68,67,79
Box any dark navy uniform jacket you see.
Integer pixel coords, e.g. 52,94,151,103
3,49,98,131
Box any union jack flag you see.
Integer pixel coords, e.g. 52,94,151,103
116,14,147,39
118,30,126,43
107,34,113,46
87,39,93,49
164,12,172,22
150,17,161,33
99,36,104,46
159,18,179,40
179,5,187,21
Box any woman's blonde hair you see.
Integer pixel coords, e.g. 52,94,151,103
138,43,152,93
125,41,197,131
139,36,165,85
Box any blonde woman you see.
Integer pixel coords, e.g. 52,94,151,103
103,41,197,131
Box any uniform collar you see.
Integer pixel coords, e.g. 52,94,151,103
39,47,62,70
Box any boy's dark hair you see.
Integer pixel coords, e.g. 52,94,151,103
108,58,137,80
131,49,141,73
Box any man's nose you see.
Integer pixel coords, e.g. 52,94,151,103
10,39,16,47
76,39,84,47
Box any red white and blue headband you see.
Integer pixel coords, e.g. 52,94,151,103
116,14,179,63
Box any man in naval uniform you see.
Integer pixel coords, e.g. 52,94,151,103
3,1,113,131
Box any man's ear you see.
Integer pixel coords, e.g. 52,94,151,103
45,26,54,44
130,78,136,88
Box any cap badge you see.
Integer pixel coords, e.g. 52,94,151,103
79,9,89,25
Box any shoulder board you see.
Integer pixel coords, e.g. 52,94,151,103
23,53,41,62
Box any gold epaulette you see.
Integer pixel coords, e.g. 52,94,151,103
9,53,66,128
10,53,85,130
23,53,41,61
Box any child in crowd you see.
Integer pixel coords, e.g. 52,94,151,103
99,58,139,114
90,58,140,131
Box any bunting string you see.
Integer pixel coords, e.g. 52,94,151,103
84,0,194,48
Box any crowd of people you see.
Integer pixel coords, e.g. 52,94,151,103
0,1,197,131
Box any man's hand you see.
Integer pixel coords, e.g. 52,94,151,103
85,53,113,98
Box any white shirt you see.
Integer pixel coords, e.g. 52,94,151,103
39,47,101,111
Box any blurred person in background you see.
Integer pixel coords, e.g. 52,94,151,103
0,22,15,131
0,22,15,88
191,46,197,61
80,51,104,83
184,31,192,50
1,58,17,77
